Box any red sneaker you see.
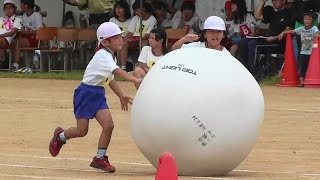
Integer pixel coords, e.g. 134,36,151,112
49,127,65,157
89,156,116,173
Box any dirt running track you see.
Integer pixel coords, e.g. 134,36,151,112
0,78,319,180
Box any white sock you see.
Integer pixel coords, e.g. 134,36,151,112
58,131,67,143
96,148,106,159
13,63,19,69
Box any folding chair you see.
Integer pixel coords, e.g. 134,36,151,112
254,44,284,79
20,27,57,72
165,28,187,50
76,29,97,68
42,28,78,72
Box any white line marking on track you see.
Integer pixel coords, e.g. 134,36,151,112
0,154,319,177
0,163,154,177
0,173,87,180
267,108,320,113
233,169,320,176
0,154,152,166
0,163,222,180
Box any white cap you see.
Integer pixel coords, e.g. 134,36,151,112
4,0,16,7
96,22,123,42
203,16,226,31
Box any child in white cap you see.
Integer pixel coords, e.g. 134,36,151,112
49,22,142,173
0,0,21,61
172,16,231,54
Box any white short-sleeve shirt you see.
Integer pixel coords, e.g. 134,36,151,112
82,49,119,86
171,11,201,34
0,16,22,44
128,15,157,36
138,46,164,68
109,17,131,37
181,41,231,54
21,11,43,31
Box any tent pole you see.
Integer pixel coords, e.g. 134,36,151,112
139,0,143,52
62,2,66,25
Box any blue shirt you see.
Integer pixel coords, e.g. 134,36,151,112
295,26,319,55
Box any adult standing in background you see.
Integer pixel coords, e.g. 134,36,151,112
62,0,116,29
237,0,291,75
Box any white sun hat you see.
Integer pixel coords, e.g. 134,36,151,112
96,22,123,43
203,16,226,31
4,0,17,7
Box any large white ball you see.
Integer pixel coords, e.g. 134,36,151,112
131,48,264,176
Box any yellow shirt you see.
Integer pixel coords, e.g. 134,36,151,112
77,0,115,14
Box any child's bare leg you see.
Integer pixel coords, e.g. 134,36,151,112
132,66,146,89
95,109,114,150
88,109,115,173
14,38,29,68
64,119,89,139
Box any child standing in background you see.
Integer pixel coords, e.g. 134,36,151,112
279,11,320,85
49,22,142,172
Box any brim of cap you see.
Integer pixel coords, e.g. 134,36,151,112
99,31,124,42
4,2,16,6
204,27,226,31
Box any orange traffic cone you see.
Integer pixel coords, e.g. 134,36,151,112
155,152,178,180
303,37,320,88
279,33,300,87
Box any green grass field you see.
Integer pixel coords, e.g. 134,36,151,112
0,70,280,85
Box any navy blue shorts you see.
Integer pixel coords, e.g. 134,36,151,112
73,83,108,119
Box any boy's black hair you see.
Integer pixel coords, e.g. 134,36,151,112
113,0,131,20
181,1,195,13
21,0,35,9
132,0,153,13
154,1,168,11
303,11,318,21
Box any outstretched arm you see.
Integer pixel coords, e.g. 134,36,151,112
112,68,142,83
172,34,199,50
278,30,295,40
109,80,133,111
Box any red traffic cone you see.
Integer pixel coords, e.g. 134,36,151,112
155,152,178,180
279,33,300,87
303,37,320,88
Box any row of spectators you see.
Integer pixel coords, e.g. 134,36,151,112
1,0,320,83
